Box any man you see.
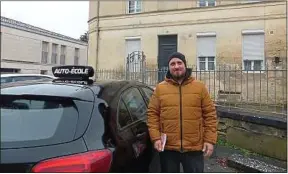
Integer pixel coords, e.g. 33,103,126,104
147,52,217,173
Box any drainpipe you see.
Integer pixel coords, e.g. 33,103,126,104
86,36,89,66
286,0,288,65
95,0,100,73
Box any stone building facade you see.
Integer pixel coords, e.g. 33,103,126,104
88,0,287,71
88,0,287,110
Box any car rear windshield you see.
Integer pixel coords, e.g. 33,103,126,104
1,95,79,149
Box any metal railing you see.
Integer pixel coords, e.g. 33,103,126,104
96,64,287,116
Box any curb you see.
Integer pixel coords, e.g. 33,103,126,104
227,154,287,173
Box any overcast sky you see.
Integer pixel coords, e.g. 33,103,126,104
1,1,89,39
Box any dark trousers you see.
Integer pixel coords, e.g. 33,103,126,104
159,150,204,173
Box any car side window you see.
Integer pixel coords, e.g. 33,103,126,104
36,77,51,81
33,76,42,80
122,88,147,121
141,87,153,102
12,76,38,82
40,77,53,80
1,77,12,83
118,98,133,128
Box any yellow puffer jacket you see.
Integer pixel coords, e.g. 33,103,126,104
147,70,217,152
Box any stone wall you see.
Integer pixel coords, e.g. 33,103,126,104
217,106,287,161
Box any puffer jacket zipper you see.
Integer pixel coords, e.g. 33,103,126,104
179,84,183,152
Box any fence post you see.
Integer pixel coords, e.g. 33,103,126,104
125,55,129,80
141,52,146,83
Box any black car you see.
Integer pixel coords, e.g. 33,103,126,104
0,66,154,173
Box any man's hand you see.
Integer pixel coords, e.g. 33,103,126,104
202,142,214,158
154,140,162,152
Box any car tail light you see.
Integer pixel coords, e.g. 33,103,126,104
31,149,112,173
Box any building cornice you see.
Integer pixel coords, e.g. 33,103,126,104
88,0,286,23
97,14,285,31
1,58,66,66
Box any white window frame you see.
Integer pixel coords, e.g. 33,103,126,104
196,32,217,71
74,48,80,65
127,0,142,14
51,43,58,64
41,41,49,64
125,37,142,72
197,56,216,71
242,29,265,73
60,45,66,65
197,0,217,7
243,60,264,72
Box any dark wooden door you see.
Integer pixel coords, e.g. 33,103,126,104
158,35,177,82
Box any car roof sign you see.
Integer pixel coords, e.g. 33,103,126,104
52,66,94,85
52,66,94,79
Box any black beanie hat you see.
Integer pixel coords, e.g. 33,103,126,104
168,52,186,67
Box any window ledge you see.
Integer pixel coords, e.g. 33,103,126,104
194,70,266,74
242,70,266,73
195,70,217,72
126,11,142,15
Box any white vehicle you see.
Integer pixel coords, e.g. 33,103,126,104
1,74,55,84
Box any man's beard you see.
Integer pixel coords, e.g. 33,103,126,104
172,72,185,80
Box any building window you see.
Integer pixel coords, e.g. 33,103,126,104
198,0,216,7
243,60,262,71
51,43,58,64
197,34,216,71
125,38,141,72
41,41,49,64
60,45,66,65
242,30,265,71
0,32,2,55
127,0,142,14
198,57,215,71
74,48,79,65
40,70,48,75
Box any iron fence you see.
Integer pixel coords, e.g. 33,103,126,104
96,64,287,116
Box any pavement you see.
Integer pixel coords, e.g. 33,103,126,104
204,145,241,173
228,153,287,173
149,144,287,173
149,145,239,173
